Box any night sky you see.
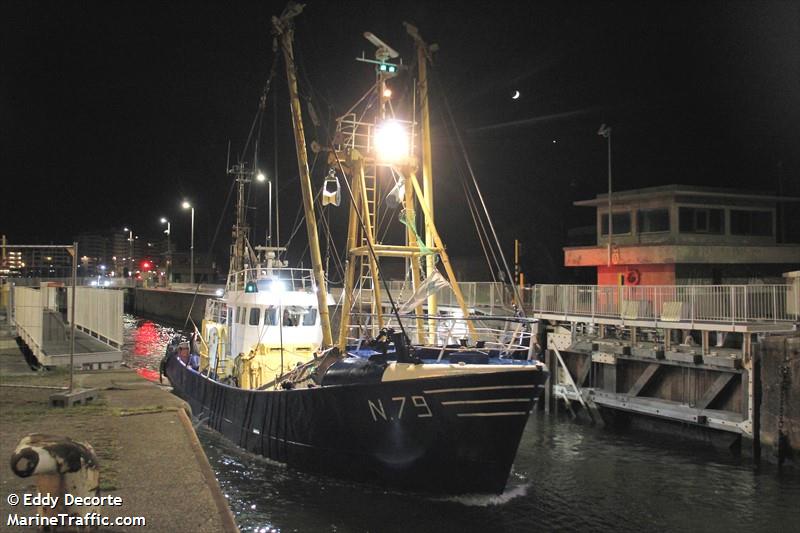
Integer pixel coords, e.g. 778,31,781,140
3,1,798,282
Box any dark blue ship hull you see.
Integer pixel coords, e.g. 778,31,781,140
165,355,547,494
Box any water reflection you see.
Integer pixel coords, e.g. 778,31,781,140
121,314,176,371
123,315,800,533
200,411,800,533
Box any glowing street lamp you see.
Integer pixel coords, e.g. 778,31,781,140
374,120,409,163
160,217,171,283
182,201,195,284
123,227,134,277
256,171,273,247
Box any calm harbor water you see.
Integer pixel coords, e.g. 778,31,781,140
123,315,800,532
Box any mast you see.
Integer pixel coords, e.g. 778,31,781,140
272,4,334,347
228,163,252,279
405,23,475,337
332,23,476,347
405,23,438,338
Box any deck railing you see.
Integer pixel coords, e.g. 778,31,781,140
342,314,539,360
382,280,513,314
529,284,799,324
226,267,316,293
8,277,135,288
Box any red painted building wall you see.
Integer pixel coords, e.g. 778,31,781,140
597,263,676,286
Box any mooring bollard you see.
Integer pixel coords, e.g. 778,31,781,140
9,434,100,523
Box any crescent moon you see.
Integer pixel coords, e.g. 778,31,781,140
512,90,520,100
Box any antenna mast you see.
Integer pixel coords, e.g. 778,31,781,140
332,24,476,348
272,2,334,347
228,162,253,277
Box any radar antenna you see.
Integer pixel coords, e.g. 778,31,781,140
363,32,399,62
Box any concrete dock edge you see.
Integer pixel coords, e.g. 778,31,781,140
177,407,240,532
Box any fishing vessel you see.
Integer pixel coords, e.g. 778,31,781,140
164,3,548,495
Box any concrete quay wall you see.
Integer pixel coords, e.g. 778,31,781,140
133,288,213,327
0,346,239,532
759,333,800,466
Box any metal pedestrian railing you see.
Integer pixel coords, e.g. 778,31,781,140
226,267,316,293
529,284,799,325
382,280,513,314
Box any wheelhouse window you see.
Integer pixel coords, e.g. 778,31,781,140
679,207,724,234
600,212,631,235
730,209,773,236
236,307,245,324
264,306,278,326
249,307,261,326
282,308,297,327
302,307,318,326
638,208,670,233
281,306,314,327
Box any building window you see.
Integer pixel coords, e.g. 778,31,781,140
601,212,631,235
730,210,773,236
249,307,261,326
679,207,724,234
638,208,670,233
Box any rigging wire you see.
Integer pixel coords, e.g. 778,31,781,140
282,152,320,251
458,158,502,280
184,51,283,332
461,180,498,282
430,73,502,281
183,177,239,329
240,51,280,165
430,68,526,314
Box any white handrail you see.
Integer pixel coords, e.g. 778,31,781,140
530,284,798,324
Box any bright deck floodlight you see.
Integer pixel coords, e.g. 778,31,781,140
374,120,409,162
256,172,266,182
270,280,286,294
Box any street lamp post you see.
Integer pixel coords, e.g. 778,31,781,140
160,217,171,284
182,201,194,284
123,227,134,277
256,172,272,247
598,124,612,267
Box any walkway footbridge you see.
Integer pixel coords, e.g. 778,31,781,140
528,283,798,445
10,283,123,369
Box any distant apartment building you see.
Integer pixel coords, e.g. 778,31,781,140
170,251,218,283
0,230,168,279
12,248,72,277
1,235,71,278
564,185,800,285
79,229,168,277
75,232,110,275
1,249,22,276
